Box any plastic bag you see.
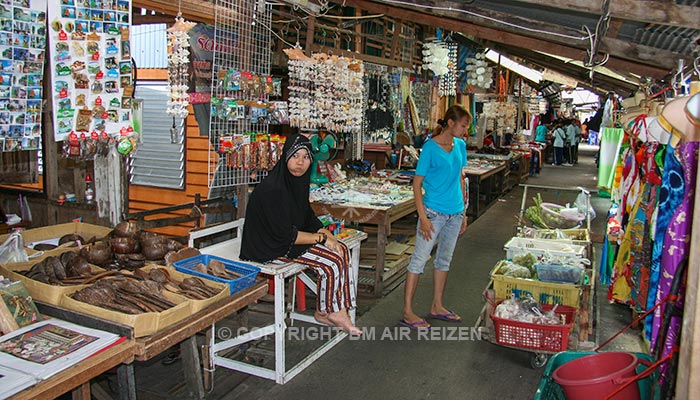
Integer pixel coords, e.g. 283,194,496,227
575,191,596,221
0,232,29,263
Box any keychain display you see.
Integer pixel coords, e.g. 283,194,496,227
48,0,133,145
0,0,47,152
166,13,195,118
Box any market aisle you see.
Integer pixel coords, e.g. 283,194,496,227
210,144,644,400
124,145,644,400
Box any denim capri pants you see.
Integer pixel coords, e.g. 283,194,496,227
407,206,463,274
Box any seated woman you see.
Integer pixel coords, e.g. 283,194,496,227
239,134,361,335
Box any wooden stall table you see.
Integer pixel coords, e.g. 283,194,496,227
311,197,415,297
8,340,136,400
32,280,268,400
465,162,506,219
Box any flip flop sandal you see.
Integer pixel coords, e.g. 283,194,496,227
398,319,431,330
427,311,462,322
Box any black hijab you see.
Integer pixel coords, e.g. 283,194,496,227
239,134,323,262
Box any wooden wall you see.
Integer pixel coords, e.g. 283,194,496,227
127,69,213,237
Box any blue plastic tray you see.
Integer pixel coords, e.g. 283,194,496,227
173,254,260,296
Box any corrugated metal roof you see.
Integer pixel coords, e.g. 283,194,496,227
131,23,168,69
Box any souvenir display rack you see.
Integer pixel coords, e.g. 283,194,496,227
47,0,134,154
0,0,47,153
207,0,272,188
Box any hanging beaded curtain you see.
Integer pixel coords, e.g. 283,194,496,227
440,37,458,97
285,48,365,159
207,0,273,188
363,62,393,144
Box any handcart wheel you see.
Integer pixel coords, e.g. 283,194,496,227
530,353,549,369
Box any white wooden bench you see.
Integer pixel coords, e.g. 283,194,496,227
188,218,366,384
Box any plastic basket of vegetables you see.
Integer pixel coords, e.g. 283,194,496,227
535,264,584,284
540,203,585,229
490,298,576,353
504,237,586,260
524,194,585,230
490,260,582,308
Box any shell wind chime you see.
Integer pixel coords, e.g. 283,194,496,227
166,14,196,118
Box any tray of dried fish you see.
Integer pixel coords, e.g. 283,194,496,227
173,255,260,296
137,265,229,312
0,250,108,305
63,277,191,337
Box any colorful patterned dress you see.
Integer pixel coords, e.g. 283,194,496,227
651,141,699,382
645,144,683,339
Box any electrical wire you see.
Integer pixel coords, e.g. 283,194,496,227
375,0,591,41
583,0,610,67
260,20,297,48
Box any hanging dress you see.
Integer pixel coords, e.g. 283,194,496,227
609,141,640,304
644,144,682,339
630,142,663,311
651,141,699,382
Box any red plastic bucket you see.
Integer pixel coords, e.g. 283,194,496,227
552,352,640,400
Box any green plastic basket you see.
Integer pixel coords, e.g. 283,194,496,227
534,351,661,400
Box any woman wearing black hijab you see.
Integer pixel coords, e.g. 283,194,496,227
240,134,360,335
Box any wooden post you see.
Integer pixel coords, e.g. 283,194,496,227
305,16,316,57
676,162,700,398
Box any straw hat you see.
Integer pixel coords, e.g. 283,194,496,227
686,93,699,127
658,87,700,142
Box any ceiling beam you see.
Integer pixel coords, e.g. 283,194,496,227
502,0,700,30
339,0,671,78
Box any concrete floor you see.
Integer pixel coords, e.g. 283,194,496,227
119,144,646,400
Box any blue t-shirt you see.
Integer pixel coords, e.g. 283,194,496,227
535,125,548,142
415,137,468,214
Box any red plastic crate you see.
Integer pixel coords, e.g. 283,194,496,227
490,302,576,353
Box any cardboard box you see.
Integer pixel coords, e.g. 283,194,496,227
0,222,113,262
61,289,191,338
141,264,228,313
0,254,102,305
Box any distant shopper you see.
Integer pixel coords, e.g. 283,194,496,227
572,119,582,164
401,105,470,330
565,119,577,166
552,121,566,166
240,134,361,335
535,120,548,143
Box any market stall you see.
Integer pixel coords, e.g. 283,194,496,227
309,177,415,297
0,221,269,399
463,157,507,219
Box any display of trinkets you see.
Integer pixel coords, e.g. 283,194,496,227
0,0,47,152
48,0,132,144
218,133,284,171
166,14,195,119
440,37,457,97
465,51,494,91
309,177,413,209
283,47,365,134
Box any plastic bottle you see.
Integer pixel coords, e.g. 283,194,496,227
85,173,94,204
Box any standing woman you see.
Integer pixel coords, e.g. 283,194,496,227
240,134,361,335
552,121,566,166
401,105,470,329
